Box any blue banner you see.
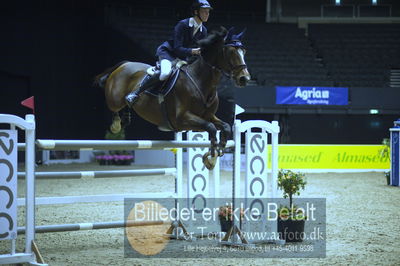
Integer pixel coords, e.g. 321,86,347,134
276,86,348,105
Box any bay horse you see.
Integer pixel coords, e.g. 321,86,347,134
94,27,250,169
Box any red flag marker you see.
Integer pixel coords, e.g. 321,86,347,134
21,96,35,114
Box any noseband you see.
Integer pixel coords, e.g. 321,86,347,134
228,62,247,77
223,45,248,78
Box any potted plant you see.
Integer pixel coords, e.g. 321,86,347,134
379,138,391,185
218,204,244,233
277,169,307,242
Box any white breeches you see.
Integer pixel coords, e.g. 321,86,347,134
160,59,172,81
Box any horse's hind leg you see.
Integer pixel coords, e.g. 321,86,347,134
121,107,133,129
110,112,122,134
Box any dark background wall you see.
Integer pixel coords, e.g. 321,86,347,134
1,0,399,143
0,0,174,140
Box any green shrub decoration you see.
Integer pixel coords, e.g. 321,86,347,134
378,138,391,184
378,138,390,160
277,169,307,212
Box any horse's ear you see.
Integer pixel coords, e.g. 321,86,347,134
199,27,225,49
219,26,227,37
224,27,246,48
208,26,227,39
236,28,247,40
225,27,235,42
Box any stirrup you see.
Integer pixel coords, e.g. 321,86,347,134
147,67,158,76
125,93,138,107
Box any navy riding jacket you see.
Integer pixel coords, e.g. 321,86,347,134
156,18,208,61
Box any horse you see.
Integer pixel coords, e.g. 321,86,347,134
94,27,250,169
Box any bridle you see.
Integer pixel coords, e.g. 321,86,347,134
201,44,248,79
227,61,247,78
182,43,248,107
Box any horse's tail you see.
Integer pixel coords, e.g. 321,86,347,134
93,60,129,88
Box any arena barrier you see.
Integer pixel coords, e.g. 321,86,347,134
0,114,279,264
390,119,400,186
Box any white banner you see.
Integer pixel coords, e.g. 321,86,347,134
187,131,209,211
245,131,268,199
0,130,18,240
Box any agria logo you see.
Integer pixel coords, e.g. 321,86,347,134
295,87,330,101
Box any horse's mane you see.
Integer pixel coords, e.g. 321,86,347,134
198,27,227,57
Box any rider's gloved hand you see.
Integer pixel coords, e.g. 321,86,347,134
191,48,201,55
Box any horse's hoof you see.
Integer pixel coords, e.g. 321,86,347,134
219,142,227,149
202,151,217,170
110,115,122,133
110,124,121,134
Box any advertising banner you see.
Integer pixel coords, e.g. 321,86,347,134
276,86,348,105
218,145,389,171
276,145,389,170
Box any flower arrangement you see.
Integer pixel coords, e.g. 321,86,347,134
277,169,307,220
95,151,134,165
95,154,112,165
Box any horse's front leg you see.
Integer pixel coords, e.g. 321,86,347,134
176,112,218,169
209,115,232,150
177,112,218,153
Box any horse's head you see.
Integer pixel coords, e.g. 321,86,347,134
199,27,251,87
223,27,251,87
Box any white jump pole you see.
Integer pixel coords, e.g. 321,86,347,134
36,139,235,150
17,220,167,234
25,115,36,256
17,168,176,179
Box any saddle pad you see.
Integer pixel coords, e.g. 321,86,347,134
146,68,180,97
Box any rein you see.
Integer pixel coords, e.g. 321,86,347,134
181,45,247,107
182,67,216,108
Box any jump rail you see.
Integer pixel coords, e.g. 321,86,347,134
17,168,176,179
36,139,235,150
17,192,177,206
17,220,167,234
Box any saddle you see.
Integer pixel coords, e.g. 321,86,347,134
145,68,180,100
141,61,186,132
145,59,187,100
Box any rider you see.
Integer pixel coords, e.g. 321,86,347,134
125,0,213,107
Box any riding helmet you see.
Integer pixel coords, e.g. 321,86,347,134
191,0,213,12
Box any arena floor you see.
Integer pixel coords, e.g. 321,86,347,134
1,163,399,265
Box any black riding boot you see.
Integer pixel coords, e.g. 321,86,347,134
125,73,160,107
